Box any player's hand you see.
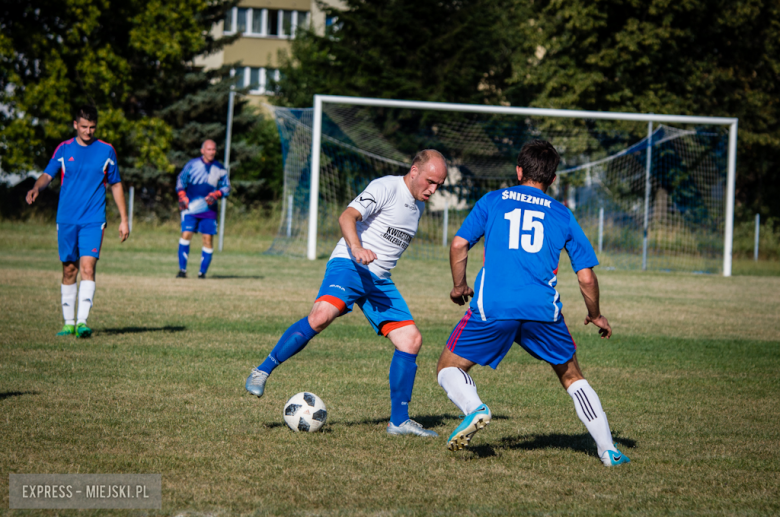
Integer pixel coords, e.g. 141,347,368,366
205,192,221,205
584,314,612,339
450,284,474,306
118,221,130,242
352,246,377,266
177,191,189,210
26,187,39,205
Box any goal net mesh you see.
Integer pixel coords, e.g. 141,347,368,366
267,103,728,273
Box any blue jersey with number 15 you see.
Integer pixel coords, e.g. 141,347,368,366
455,185,598,323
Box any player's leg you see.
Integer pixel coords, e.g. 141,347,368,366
246,301,339,397
518,318,629,466
58,261,79,336
72,222,104,338
550,355,629,466
383,324,436,436
57,223,80,336
436,346,483,416
178,215,197,277
198,230,215,279
436,313,516,450
74,256,98,338
246,259,359,398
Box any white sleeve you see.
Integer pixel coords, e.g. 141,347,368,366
347,179,390,220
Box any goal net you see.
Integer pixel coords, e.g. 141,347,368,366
267,97,735,275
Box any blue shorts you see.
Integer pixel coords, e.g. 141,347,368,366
181,214,217,235
57,222,106,263
315,258,414,336
446,309,577,367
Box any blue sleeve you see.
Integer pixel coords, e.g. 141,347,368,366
565,213,599,272
216,162,230,197
43,145,64,178
455,194,489,248
176,163,191,192
105,147,121,184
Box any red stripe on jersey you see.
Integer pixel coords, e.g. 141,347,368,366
316,295,347,314
562,315,577,349
51,138,74,159
378,320,414,337
98,139,117,155
447,309,472,351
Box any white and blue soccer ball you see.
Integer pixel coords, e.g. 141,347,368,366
283,392,327,432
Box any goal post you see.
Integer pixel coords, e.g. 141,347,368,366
285,94,737,276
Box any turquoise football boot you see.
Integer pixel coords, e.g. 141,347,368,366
447,404,491,451
601,445,631,466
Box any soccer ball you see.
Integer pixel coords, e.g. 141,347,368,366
283,392,327,432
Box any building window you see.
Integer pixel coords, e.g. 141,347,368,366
236,67,280,95
252,9,264,34
223,7,308,38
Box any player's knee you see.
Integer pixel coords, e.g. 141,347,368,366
308,304,338,332
400,328,422,354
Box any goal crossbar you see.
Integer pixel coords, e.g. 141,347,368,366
308,94,739,276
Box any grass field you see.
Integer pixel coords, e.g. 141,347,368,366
1,220,779,516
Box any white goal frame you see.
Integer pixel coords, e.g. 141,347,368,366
308,94,739,276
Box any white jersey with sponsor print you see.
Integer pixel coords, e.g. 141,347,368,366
329,175,425,278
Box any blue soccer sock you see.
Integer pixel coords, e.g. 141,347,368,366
200,247,213,274
258,317,318,374
389,350,418,426
178,238,190,271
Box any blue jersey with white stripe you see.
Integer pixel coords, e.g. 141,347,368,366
176,157,230,220
456,184,598,322
43,138,121,225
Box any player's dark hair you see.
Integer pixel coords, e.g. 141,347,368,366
74,105,98,123
516,140,560,186
411,149,446,169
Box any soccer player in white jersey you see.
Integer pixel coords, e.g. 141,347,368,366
246,150,448,437
436,140,630,466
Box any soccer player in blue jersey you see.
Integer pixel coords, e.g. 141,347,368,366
245,150,448,437
436,140,630,467
26,105,129,338
175,139,230,279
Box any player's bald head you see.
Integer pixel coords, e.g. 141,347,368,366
201,140,217,163
411,149,447,171
406,149,447,202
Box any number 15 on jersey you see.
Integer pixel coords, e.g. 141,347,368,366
504,208,545,253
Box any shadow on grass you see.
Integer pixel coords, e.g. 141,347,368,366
330,413,511,429
466,430,637,459
208,275,265,280
100,326,186,335
0,391,39,400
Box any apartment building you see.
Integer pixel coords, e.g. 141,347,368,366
195,0,343,99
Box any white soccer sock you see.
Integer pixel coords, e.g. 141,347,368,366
76,280,96,325
567,379,616,458
61,283,77,325
437,367,484,415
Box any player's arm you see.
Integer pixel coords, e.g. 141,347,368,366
576,267,611,338
449,236,474,305
26,174,54,204
109,182,130,242
206,169,230,205
339,207,377,265
176,166,190,209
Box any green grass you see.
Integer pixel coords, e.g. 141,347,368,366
1,220,780,516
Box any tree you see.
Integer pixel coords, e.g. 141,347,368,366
507,0,780,220
274,0,519,108
0,0,236,196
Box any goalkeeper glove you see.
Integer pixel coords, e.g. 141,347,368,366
205,191,223,205
177,191,189,210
